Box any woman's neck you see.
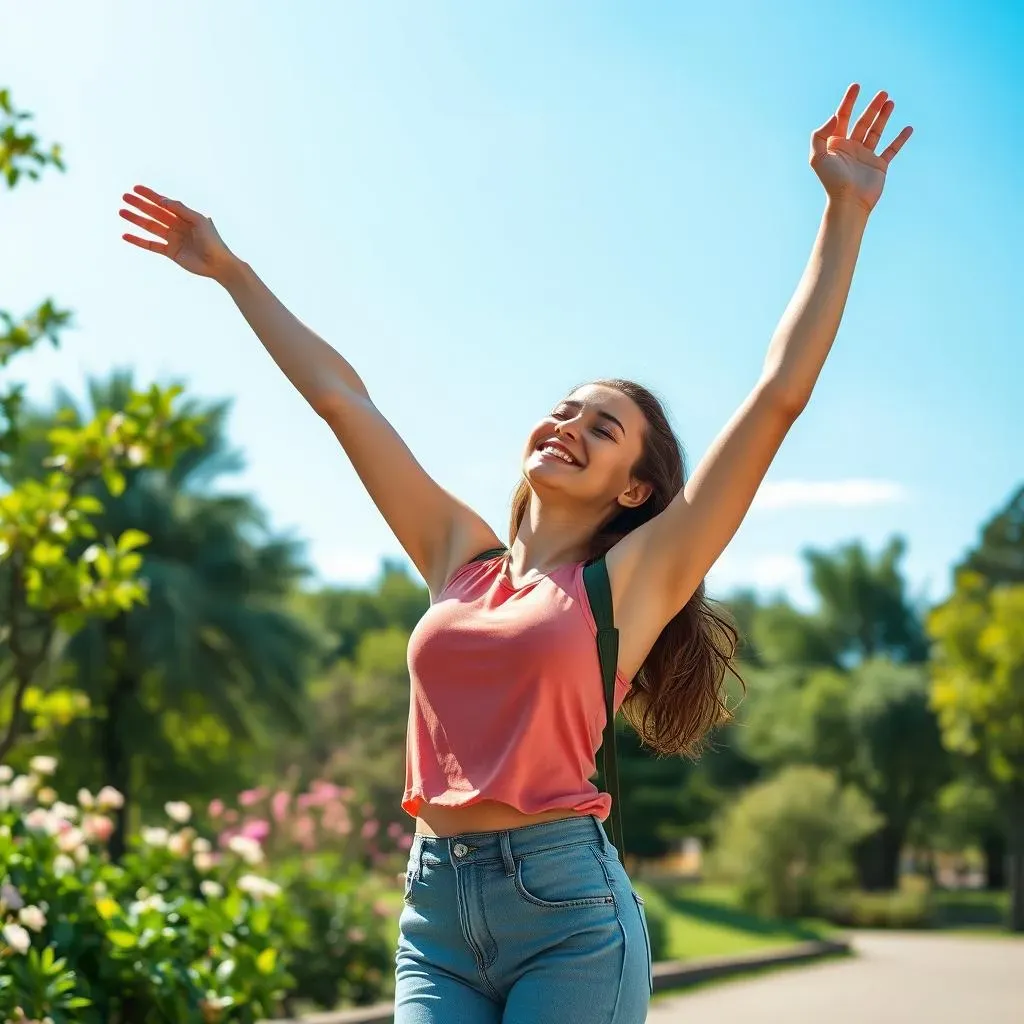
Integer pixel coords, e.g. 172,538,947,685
508,493,603,576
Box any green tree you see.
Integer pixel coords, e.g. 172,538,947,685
740,658,947,889
26,372,315,857
712,765,880,918
1,91,199,765
929,572,1024,931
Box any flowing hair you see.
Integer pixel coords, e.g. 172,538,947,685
509,379,743,757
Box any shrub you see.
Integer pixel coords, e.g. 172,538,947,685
710,765,881,918
824,888,933,928
0,759,298,1023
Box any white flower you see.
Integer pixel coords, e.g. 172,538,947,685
74,843,90,864
200,880,224,899
227,835,263,865
126,444,146,466
0,787,9,812
168,831,193,857
9,775,38,806
83,543,101,563
51,801,78,823
194,851,216,872
56,827,85,854
53,854,75,877
129,894,167,916
2,922,31,954
48,514,69,535
193,836,212,853
29,755,57,776
36,786,57,807
164,801,192,824
96,786,124,810
141,826,170,848
236,874,281,900
0,765,13,783
18,905,46,932
24,808,57,834
77,788,95,809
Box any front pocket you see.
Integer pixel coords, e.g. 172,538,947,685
632,890,654,994
402,868,416,906
514,845,616,909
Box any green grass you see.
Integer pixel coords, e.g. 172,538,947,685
635,881,836,961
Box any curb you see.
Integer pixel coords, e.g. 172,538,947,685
266,938,851,1023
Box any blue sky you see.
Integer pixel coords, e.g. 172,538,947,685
3,1,1021,609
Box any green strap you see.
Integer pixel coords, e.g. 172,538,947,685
582,555,625,860
468,547,508,564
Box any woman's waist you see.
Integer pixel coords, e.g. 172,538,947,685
414,799,594,840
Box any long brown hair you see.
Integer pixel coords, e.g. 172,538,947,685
509,378,742,758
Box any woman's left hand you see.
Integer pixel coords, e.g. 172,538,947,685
810,84,913,214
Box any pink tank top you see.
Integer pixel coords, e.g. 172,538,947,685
403,552,632,822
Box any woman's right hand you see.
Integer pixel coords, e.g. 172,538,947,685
119,185,237,282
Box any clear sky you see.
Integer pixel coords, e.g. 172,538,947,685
3,1,1021,609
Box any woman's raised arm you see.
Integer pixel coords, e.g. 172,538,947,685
607,85,913,643
119,186,500,596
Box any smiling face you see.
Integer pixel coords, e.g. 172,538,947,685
522,383,653,512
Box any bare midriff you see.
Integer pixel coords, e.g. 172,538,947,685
414,799,592,838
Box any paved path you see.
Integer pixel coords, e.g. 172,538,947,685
646,932,1024,1023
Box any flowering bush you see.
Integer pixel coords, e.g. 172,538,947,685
210,780,412,869
206,781,405,1012
0,758,299,1023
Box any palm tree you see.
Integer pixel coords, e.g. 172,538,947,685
31,371,315,856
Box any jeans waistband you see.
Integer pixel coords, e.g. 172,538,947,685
411,813,611,869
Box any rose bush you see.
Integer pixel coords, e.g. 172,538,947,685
0,759,298,1023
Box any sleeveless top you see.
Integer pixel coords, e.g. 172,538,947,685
403,552,632,821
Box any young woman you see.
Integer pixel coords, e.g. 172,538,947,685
120,83,911,1023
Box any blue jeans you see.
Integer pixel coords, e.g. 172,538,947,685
394,814,653,1023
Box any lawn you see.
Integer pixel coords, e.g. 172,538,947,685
634,880,835,961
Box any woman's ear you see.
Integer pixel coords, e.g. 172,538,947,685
618,479,653,509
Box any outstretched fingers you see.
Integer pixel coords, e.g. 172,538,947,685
122,232,169,255
133,184,201,224
879,124,914,164
863,99,895,151
834,83,861,138
851,90,889,143
119,207,171,240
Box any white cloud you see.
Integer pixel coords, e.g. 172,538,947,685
752,479,908,511
707,552,815,609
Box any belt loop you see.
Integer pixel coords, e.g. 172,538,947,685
500,830,515,878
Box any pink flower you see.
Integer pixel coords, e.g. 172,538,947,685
399,834,413,850
387,822,404,839
271,791,290,823
223,809,239,824
361,819,379,839
241,819,270,842
238,787,268,807
208,799,225,819
82,814,114,843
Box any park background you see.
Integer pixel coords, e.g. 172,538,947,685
1,1,1021,1021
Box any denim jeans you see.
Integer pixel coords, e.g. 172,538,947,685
394,814,653,1023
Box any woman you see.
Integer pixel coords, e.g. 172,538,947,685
120,83,911,1023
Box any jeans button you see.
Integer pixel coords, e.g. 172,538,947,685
453,842,469,858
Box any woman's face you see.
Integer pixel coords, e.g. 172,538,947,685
522,384,651,510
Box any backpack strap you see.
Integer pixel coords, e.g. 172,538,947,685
468,547,508,564
582,555,625,860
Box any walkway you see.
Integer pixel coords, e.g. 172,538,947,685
646,932,1024,1023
